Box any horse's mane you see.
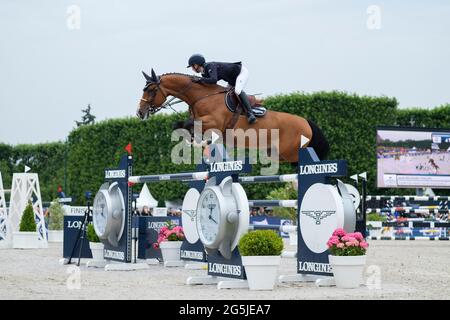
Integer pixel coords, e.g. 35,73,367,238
160,72,226,90
160,72,197,79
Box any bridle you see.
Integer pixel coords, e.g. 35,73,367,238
139,80,194,118
139,76,227,120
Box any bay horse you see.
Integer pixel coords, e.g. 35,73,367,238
137,69,329,163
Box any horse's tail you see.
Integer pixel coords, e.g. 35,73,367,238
306,119,330,160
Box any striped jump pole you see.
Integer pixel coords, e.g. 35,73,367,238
366,195,450,201
238,174,298,184
367,208,450,214
248,224,297,234
369,236,450,241
381,221,450,228
248,200,298,208
128,171,208,184
181,173,298,185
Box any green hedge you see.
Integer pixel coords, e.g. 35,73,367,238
0,142,65,201
1,93,449,203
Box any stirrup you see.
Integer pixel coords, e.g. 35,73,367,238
247,113,257,124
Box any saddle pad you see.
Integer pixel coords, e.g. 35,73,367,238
225,91,267,117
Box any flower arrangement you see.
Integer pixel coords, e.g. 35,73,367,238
153,221,185,249
327,228,368,256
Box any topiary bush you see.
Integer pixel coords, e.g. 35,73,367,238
19,202,36,232
48,200,64,230
87,223,100,242
238,230,284,256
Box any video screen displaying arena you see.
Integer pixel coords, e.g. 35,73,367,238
377,127,450,189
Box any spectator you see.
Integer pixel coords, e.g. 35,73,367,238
258,207,265,216
250,208,258,217
141,206,151,216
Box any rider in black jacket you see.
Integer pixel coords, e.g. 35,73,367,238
187,54,256,124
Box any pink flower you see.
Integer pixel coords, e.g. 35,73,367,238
176,232,185,240
347,232,364,241
173,226,183,232
160,226,168,233
164,230,174,237
359,241,369,249
327,236,340,247
342,236,356,242
336,243,344,248
332,228,346,237
345,240,359,247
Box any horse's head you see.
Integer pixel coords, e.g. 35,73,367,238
137,69,167,120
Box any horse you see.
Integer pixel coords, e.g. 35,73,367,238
136,69,329,163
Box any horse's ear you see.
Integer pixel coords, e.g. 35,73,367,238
151,68,160,83
142,71,152,82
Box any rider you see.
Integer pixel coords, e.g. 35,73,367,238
187,54,257,124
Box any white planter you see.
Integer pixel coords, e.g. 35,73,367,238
13,231,43,249
47,230,64,242
241,256,281,291
89,242,105,261
329,255,366,289
159,241,182,262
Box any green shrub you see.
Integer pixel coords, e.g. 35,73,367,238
367,213,387,221
19,202,36,232
48,200,64,230
87,223,100,242
238,230,284,256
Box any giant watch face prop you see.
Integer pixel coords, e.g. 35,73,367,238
91,155,133,263
196,176,249,260
93,182,125,247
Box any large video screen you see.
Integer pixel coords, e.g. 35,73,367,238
377,127,450,189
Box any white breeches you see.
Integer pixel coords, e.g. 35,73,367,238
234,66,249,95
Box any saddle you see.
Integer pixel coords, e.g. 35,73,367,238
225,90,267,118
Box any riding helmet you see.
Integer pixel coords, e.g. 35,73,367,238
187,54,206,68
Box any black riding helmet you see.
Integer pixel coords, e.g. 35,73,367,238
187,54,206,68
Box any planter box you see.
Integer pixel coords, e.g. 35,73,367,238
13,231,46,249
47,230,64,242
160,241,182,262
89,242,105,261
241,255,281,291
329,255,366,289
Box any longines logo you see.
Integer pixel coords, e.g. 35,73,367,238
181,250,204,260
301,210,335,225
105,169,126,179
209,160,243,173
299,163,338,175
104,249,125,260
208,262,242,276
148,221,179,231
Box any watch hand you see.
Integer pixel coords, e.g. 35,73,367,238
210,216,218,224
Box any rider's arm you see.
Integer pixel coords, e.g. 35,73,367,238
199,64,218,84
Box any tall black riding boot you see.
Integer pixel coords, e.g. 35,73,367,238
238,91,257,124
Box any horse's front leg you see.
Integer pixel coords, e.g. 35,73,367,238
192,116,223,147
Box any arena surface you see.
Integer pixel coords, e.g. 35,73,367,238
1,240,449,300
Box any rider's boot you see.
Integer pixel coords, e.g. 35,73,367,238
238,91,257,124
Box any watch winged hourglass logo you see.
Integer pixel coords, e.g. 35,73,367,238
301,210,335,225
